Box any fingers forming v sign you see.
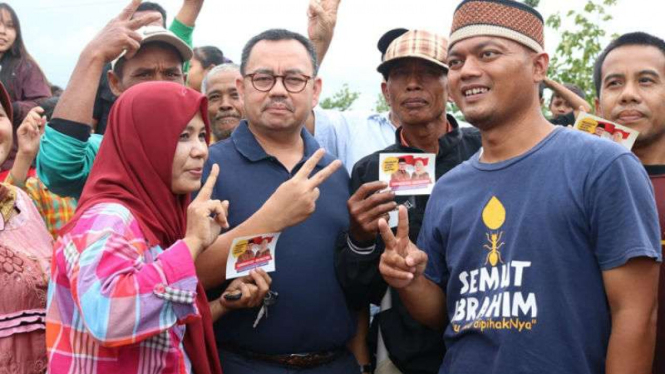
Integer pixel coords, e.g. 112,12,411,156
264,149,342,231
378,206,427,289
93,0,162,62
186,164,229,256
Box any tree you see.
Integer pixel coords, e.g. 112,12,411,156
523,0,540,7
374,93,390,113
545,0,618,104
319,83,360,111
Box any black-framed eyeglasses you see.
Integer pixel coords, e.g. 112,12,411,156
245,72,312,93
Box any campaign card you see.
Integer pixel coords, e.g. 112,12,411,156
226,233,280,279
574,112,639,150
379,153,436,196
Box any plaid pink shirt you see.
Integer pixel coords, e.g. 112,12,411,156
46,202,200,374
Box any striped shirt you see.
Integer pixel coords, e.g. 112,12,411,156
46,202,200,374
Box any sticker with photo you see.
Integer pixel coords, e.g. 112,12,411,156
379,153,436,196
226,233,281,279
574,112,639,150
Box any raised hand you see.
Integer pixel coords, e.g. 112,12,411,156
260,148,341,231
378,206,428,289
184,164,229,258
347,181,396,244
84,0,162,63
16,106,46,159
307,0,341,62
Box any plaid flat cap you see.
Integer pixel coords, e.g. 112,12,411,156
450,0,545,53
377,29,449,75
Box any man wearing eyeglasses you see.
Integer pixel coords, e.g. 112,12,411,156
198,29,360,374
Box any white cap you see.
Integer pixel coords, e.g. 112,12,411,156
111,26,193,69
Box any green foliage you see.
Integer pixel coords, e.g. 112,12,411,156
546,0,618,103
374,93,390,113
319,83,360,111
523,0,540,8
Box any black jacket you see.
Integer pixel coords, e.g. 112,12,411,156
335,115,481,373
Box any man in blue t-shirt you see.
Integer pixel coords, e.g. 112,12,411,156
377,1,662,374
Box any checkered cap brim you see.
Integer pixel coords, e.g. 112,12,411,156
377,30,449,75
450,0,545,53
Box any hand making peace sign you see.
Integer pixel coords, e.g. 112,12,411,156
184,164,230,258
261,148,342,231
86,0,162,63
378,206,429,289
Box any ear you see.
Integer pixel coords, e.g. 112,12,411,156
532,52,549,83
108,70,124,97
381,81,390,103
311,77,323,108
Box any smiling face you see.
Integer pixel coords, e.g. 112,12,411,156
206,69,244,140
447,36,547,130
414,160,425,172
239,39,321,135
381,58,447,126
171,112,209,195
0,8,17,57
596,45,665,148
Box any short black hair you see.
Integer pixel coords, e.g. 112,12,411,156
193,46,225,69
240,29,318,76
593,32,665,98
136,2,167,27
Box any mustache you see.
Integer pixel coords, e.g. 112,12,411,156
261,98,294,112
214,111,242,120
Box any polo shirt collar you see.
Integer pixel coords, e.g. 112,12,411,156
232,120,328,167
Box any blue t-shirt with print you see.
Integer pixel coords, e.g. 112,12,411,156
419,127,661,374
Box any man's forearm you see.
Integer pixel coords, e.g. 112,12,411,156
545,78,592,113
605,307,657,374
397,275,447,330
175,0,204,27
52,50,106,126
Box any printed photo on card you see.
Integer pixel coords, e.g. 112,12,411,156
379,153,436,196
226,233,280,279
574,112,639,150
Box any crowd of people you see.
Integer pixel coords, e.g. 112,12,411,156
0,0,664,373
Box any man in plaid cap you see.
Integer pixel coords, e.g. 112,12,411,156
335,28,481,374
378,1,661,373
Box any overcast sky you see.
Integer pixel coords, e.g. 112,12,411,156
13,0,665,111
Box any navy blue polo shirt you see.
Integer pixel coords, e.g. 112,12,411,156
203,121,356,355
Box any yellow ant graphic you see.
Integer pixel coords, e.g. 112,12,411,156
484,231,505,267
